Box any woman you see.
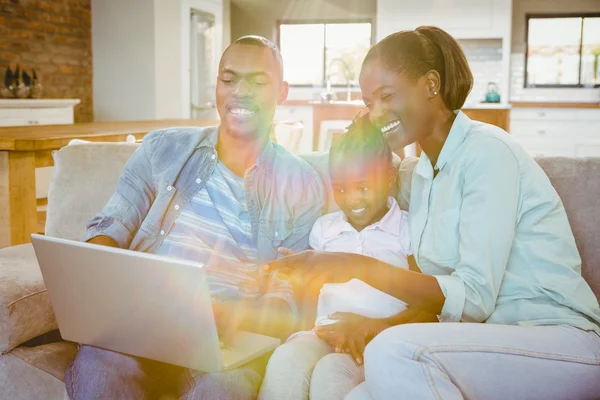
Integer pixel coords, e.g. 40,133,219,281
265,26,600,399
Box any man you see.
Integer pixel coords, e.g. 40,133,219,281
65,36,325,400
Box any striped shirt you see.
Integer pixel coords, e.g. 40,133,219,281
156,161,292,305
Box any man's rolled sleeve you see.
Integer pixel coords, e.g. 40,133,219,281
83,195,135,247
434,274,466,322
82,134,157,248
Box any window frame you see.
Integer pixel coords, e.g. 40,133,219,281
524,13,600,89
275,19,375,87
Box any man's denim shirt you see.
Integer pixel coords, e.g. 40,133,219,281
84,126,325,266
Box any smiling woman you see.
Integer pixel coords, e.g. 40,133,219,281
265,25,600,400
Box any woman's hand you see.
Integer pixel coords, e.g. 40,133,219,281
264,250,362,293
314,313,391,365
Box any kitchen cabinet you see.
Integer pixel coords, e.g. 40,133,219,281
311,102,366,152
376,0,511,40
0,99,80,127
274,105,314,153
462,107,510,131
510,107,600,157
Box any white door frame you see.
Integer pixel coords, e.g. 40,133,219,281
181,0,223,119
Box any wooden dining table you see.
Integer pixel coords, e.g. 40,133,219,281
0,119,217,248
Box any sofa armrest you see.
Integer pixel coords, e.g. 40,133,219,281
0,244,57,353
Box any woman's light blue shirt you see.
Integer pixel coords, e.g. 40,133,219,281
409,111,600,334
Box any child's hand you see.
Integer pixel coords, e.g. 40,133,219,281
314,312,390,365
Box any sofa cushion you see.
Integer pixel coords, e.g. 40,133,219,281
299,152,337,213
9,341,78,383
536,157,600,301
0,244,57,353
0,343,72,399
43,142,597,300
45,142,139,241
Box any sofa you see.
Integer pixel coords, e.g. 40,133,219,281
1,140,599,400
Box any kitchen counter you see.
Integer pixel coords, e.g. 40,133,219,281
282,99,511,150
511,102,600,109
285,99,512,109
463,103,512,109
284,99,364,107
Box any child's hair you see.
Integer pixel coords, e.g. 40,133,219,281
328,113,393,171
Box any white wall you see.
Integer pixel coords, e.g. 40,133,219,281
376,0,512,105
92,0,157,121
92,0,231,121
510,0,600,102
223,0,231,49
154,0,184,119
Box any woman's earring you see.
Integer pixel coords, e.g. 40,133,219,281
433,91,438,96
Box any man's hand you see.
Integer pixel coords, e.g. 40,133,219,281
315,313,390,365
212,300,246,347
87,235,119,248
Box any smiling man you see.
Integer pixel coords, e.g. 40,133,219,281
64,36,325,400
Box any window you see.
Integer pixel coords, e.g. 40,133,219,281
525,14,600,88
277,21,373,86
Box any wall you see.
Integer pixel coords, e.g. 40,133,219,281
0,0,93,122
459,39,504,106
92,0,230,121
92,0,156,121
223,0,231,48
154,0,183,120
510,0,600,102
231,0,376,42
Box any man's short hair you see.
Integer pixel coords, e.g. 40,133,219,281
224,35,284,79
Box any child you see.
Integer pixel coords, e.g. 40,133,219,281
259,116,415,400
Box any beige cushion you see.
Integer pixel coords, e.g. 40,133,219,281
45,142,417,238
9,341,78,383
536,157,600,301
299,152,337,213
0,244,56,353
45,142,139,241
0,342,75,399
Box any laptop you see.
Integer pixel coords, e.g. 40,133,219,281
30,234,280,373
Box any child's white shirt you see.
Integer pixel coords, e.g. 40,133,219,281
309,197,411,324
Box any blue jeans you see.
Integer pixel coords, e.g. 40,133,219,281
65,345,264,400
345,323,600,400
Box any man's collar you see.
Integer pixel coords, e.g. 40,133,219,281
198,125,276,173
196,125,219,148
415,110,472,178
254,139,276,173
